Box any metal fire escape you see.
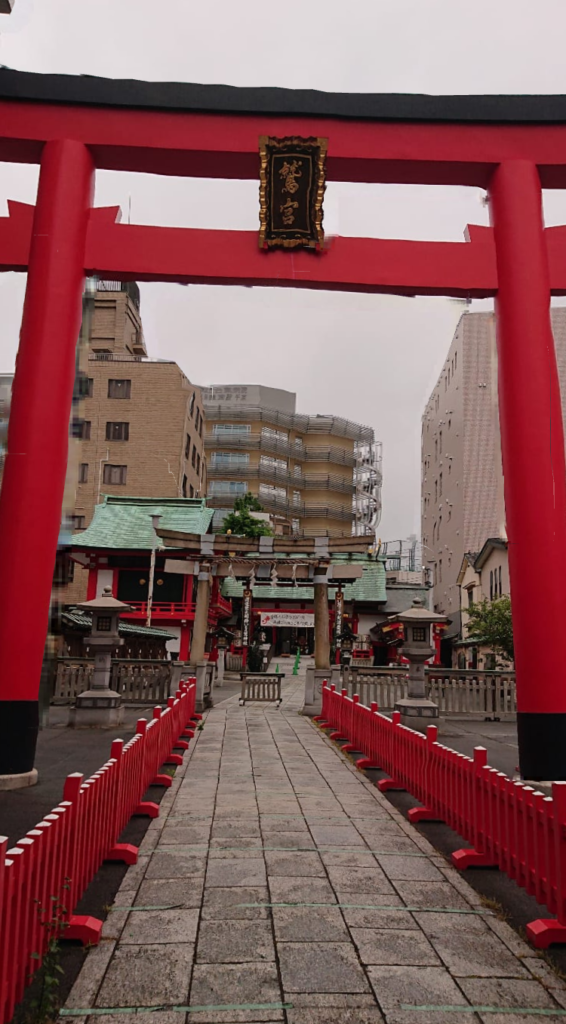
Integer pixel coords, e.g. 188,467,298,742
352,441,383,537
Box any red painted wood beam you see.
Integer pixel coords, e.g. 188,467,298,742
3,202,566,296
85,217,497,297
3,100,566,186
0,200,34,270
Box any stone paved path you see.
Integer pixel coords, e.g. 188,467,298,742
63,669,566,1024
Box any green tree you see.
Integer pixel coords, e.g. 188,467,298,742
221,492,273,538
466,595,514,663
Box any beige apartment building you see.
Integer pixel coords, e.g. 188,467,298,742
63,280,206,602
421,307,566,632
202,384,381,538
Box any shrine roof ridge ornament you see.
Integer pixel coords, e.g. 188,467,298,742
2,69,566,124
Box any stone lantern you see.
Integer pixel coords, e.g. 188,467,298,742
68,587,131,728
391,598,449,732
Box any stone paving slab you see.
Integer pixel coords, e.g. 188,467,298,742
63,669,566,1024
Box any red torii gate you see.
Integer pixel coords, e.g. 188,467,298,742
1,71,566,782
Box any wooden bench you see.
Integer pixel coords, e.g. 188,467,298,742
239,673,285,707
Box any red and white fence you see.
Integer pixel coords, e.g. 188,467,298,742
318,682,566,950
0,680,198,1024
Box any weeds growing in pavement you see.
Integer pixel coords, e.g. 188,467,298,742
28,879,70,1023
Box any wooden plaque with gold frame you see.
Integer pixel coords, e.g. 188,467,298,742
259,135,327,250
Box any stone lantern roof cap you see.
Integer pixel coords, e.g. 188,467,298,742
389,597,449,625
77,586,132,614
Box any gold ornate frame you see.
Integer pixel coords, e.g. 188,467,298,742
259,135,328,250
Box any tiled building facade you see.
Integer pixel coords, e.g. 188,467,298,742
421,307,566,633
64,281,206,603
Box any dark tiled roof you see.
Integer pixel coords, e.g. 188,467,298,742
62,609,175,641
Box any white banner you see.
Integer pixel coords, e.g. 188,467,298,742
260,612,315,628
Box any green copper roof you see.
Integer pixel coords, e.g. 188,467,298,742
73,496,214,550
221,554,387,604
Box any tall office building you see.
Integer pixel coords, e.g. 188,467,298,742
63,280,206,603
421,307,566,632
73,281,206,530
202,384,381,537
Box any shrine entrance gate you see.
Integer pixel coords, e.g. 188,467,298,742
0,71,565,781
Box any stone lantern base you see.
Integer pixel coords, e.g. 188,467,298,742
68,689,124,729
394,697,440,734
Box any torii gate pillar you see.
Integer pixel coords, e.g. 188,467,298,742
0,139,93,788
190,569,212,712
304,568,335,716
490,161,566,781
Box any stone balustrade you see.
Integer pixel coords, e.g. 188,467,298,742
341,665,517,717
53,658,173,704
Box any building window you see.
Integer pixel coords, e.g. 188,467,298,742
439,430,442,452
199,413,203,438
195,408,200,432
106,421,129,441
192,445,197,468
467,587,474,608
262,426,288,444
439,473,442,497
490,570,494,600
293,490,301,507
435,439,438,462
76,376,93,398
72,419,91,440
259,483,286,501
498,565,502,596
260,455,287,473
448,463,451,475
53,552,74,586
294,436,303,448
190,393,195,418
182,473,188,498
71,515,86,531
438,558,442,582
209,480,247,496
185,434,191,459
108,379,131,399
435,480,438,502
212,452,249,467
103,464,128,485
190,484,194,498
196,453,201,475
454,350,458,370
292,518,300,535
294,464,302,477
213,423,251,436
79,463,89,483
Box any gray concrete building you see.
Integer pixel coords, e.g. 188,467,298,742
202,384,382,538
421,307,566,636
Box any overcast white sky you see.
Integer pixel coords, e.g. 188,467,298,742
2,0,566,539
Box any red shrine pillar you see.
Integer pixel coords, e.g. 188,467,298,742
0,139,94,783
490,160,566,780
